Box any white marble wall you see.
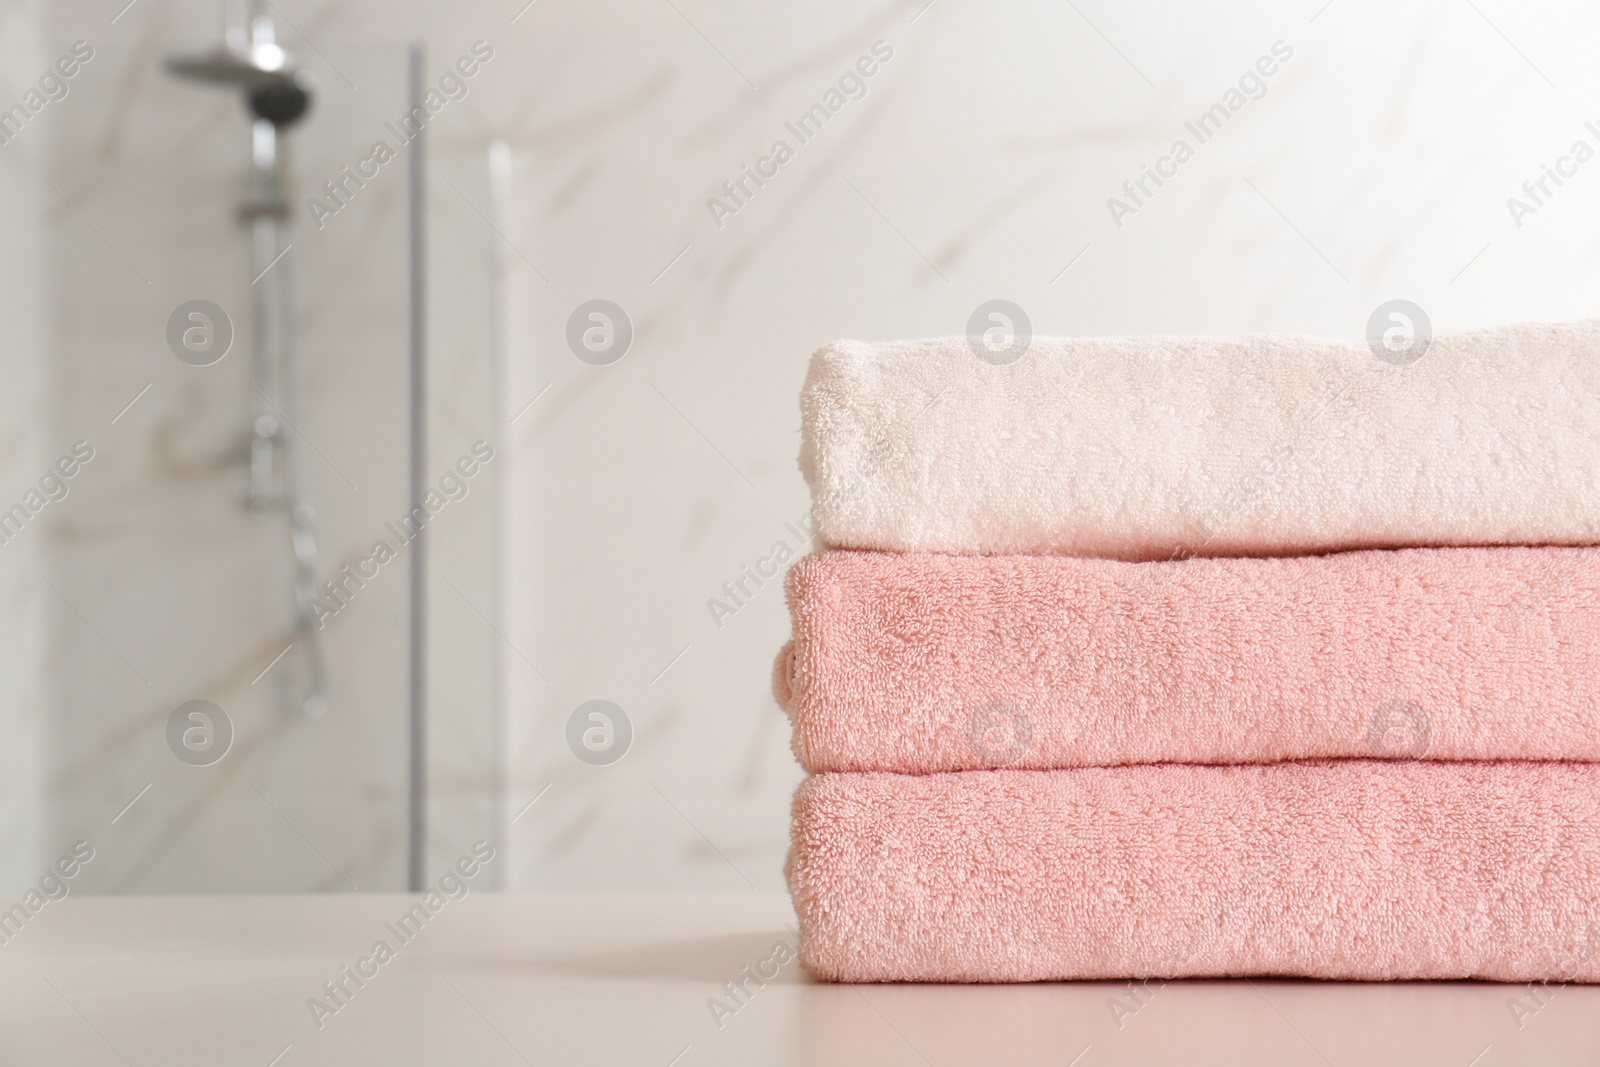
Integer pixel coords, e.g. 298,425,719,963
15,0,1600,893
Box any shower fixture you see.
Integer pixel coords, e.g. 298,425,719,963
167,1,327,719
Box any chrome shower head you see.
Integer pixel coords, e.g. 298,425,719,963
165,18,314,126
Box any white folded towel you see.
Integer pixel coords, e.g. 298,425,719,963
800,319,1600,559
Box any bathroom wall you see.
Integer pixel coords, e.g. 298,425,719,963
22,0,1600,893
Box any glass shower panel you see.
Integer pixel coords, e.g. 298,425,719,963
423,138,506,884
46,42,415,892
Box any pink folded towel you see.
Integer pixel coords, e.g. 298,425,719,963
774,546,1600,773
788,762,1600,982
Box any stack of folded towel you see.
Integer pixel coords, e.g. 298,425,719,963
776,319,1600,983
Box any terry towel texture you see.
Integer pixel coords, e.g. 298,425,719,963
787,762,1600,983
775,545,1600,773
801,320,1600,559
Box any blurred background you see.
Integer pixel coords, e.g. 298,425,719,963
0,0,1596,896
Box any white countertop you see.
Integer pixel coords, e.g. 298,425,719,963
3,893,1597,1066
